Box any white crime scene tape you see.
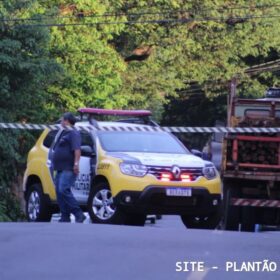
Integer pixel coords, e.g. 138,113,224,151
0,122,280,133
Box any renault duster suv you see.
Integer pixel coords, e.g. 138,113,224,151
23,108,222,228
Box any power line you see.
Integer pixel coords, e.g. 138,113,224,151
245,58,280,70
246,65,280,75
18,18,189,28
11,13,280,28
245,59,280,76
1,3,280,23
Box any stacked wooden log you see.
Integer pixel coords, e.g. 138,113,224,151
238,141,278,165
226,138,278,165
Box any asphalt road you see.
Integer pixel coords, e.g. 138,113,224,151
0,216,279,280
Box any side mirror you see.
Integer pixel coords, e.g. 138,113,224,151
191,149,212,161
191,149,203,158
81,145,95,157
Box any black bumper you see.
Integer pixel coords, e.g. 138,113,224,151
114,186,221,215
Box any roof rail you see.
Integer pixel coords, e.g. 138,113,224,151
116,118,159,127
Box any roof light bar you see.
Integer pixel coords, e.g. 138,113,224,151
78,108,151,117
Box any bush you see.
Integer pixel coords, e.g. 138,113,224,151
0,186,25,222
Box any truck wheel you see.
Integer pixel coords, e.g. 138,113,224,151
87,181,126,225
223,184,240,231
25,184,52,222
181,210,221,229
241,207,255,232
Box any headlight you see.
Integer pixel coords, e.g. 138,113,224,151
202,166,217,180
119,163,147,177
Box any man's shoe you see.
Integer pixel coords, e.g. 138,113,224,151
58,216,71,223
75,213,86,223
58,219,71,223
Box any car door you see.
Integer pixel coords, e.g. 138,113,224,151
45,129,61,193
72,130,96,204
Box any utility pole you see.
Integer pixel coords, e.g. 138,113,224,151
228,77,237,126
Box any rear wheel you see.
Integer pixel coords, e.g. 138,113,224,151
241,207,255,232
181,210,221,229
223,183,240,231
25,184,52,222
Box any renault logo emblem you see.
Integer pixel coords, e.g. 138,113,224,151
171,166,181,179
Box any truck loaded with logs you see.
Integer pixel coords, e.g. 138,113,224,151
222,87,280,231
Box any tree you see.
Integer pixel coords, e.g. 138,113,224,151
0,1,63,123
0,0,63,221
36,0,128,113
2,0,280,220
111,0,280,118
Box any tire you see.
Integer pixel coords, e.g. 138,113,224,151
87,181,126,225
181,209,221,229
240,207,255,232
25,184,52,222
223,183,240,231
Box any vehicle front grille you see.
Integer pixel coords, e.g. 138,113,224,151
147,166,203,182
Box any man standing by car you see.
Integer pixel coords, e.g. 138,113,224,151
52,112,86,223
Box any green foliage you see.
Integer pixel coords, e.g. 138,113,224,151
36,0,128,112
0,0,62,220
0,186,25,222
2,0,280,220
112,0,280,116
0,9,63,122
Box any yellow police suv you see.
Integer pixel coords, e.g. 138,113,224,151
23,108,222,228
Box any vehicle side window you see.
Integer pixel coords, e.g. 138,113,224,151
80,131,94,147
43,130,59,148
245,109,270,118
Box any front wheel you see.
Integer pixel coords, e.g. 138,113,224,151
181,210,221,229
25,184,52,222
87,181,126,225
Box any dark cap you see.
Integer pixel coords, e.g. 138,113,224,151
63,112,76,125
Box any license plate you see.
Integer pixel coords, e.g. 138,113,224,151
166,188,192,197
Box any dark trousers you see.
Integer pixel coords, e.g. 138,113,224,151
55,170,83,219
